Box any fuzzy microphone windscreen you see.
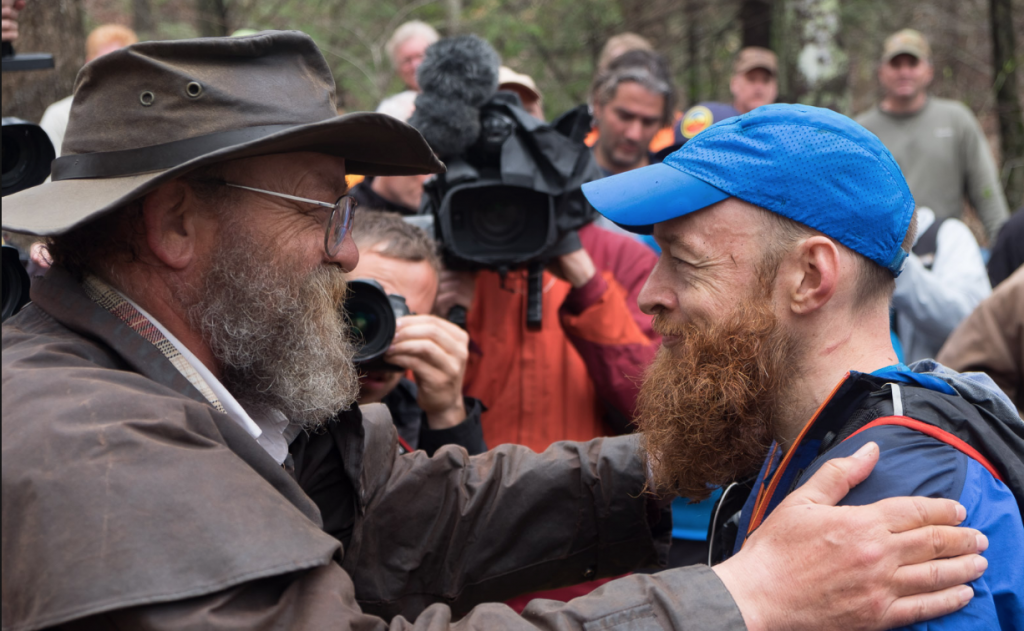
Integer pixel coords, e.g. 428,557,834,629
415,35,500,106
409,93,481,159
409,35,500,158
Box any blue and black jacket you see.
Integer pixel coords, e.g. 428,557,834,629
709,361,1024,629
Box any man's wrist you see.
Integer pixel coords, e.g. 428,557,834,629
424,401,466,430
711,559,770,631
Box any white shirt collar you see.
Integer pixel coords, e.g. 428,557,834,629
117,293,294,464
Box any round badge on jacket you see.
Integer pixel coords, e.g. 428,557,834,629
681,105,715,139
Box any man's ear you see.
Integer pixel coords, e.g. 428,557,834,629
141,179,200,270
781,236,840,315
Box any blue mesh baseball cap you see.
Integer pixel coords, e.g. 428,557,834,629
582,104,915,275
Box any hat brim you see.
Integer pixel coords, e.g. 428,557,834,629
581,162,729,235
882,48,924,63
2,112,445,237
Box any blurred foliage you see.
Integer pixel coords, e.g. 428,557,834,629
78,0,1022,124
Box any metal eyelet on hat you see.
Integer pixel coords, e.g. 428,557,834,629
139,91,155,106
185,81,203,98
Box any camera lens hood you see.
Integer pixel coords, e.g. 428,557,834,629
343,279,411,372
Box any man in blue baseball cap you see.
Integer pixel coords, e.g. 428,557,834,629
583,103,1024,630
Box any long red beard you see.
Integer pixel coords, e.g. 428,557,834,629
635,293,795,501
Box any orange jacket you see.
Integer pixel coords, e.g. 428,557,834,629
463,223,660,452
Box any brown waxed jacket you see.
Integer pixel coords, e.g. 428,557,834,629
1,268,746,631
938,266,1024,414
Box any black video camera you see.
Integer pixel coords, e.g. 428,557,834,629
409,36,601,329
423,93,600,272
418,94,601,330
344,279,411,372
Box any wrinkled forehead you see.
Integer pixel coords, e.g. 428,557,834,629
652,198,769,254
217,152,349,194
351,249,438,313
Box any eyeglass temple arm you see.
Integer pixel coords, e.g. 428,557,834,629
224,183,337,210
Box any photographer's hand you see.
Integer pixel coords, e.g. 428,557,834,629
548,248,597,288
385,314,469,430
2,0,26,43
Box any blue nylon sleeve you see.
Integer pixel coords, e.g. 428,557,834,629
798,426,1024,630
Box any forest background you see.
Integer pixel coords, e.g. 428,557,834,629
3,0,1022,219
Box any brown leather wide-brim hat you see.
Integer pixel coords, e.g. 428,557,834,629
2,30,445,237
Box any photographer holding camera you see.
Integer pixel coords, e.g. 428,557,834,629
350,210,486,455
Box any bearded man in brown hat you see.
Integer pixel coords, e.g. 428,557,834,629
1,31,989,631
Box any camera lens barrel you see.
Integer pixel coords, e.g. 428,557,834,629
343,279,410,372
2,245,31,323
2,118,56,198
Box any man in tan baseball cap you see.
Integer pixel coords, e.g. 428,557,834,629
498,65,544,120
857,29,1008,242
730,46,778,115
676,46,778,148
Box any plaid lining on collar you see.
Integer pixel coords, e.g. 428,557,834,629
82,275,227,414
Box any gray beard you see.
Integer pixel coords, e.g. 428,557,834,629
183,229,358,428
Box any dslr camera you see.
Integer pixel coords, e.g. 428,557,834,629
344,279,410,372
2,41,56,323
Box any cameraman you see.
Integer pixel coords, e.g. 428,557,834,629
352,211,487,455
437,212,658,452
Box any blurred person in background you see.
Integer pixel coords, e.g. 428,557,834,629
589,32,682,158
856,29,1009,244
350,97,430,214
39,24,138,156
672,47,778,150
891,205,991,362
498,65,544,120
938,267,1024,414
596,31,653,73
987,209,1024,288
350,211,486,455
589,49,676,177
376,20,439,121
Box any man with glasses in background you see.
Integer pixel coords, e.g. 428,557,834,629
2,32,991,631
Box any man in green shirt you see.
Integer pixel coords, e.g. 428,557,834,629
856,29,1009,243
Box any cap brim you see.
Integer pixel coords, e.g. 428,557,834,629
581,162,729,235
735,63,777,75
882,48,923,63
1,112,445,237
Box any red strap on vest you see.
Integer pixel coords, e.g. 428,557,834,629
846,416,1004,483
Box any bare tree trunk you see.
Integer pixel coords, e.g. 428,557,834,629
446,0,462,35
740,0,773,48
686,0,701,106
786,0,846,110
1,0,85,123
133,0,155,37
196,0,230,38
990,0,1024,209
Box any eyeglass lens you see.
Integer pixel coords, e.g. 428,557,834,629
325,196,357,257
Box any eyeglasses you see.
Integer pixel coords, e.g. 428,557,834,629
222,182,357,258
